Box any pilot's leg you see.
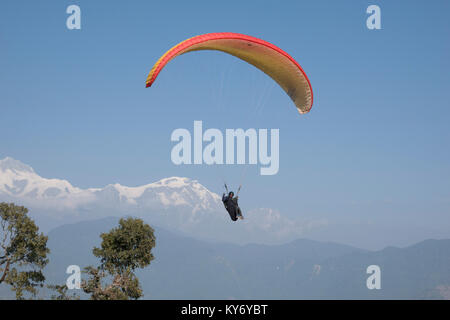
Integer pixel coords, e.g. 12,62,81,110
237,207,243,219
228,209,237,221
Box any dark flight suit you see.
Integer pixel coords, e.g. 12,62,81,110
222,194,242,221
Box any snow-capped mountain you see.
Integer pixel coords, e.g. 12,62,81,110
0,157,324,244
0,157,221,211
0,157,84,200
93,177,221,212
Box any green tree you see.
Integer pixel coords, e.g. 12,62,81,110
0,203,49,299
82,217,156,300
48,284,80,300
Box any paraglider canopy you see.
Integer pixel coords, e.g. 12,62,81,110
146,32,313,114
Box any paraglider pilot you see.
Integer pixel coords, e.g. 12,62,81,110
222,191,244,221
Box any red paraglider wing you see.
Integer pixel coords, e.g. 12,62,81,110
146,32,313,114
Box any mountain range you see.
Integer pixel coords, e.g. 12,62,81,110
0,157,324,244
1,157,450,299
2,217,448,300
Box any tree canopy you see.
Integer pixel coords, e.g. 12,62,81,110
0,202,49,299
82,217,156,300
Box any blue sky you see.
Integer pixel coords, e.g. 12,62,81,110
1,1,449,246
